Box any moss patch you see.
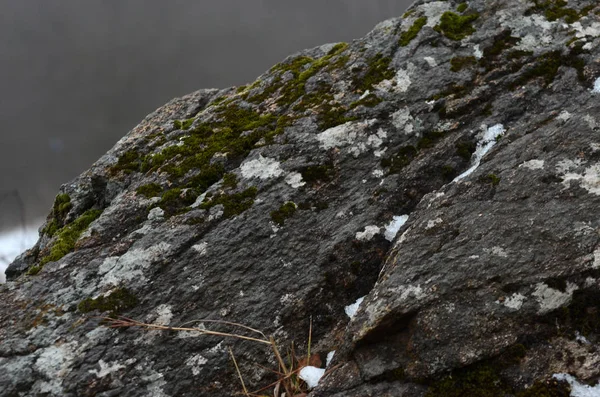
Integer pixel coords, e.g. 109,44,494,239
355,53,396,92
399,16,428,47
222,173,238,189
457,2,468,13
38,208,103,267
110,150,141,174
509,49,585,90
78,288,138,316
270,202,297,226
455,140,477,160
173,118,195,130
526,0,593,24
450,56,477,72
434,11,479,41
42,194,72,237
381,146,418,174
301,164,336,185
199,187,258,218
136,183,163,198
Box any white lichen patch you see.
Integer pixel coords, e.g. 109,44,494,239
391,107,414,134
285,172,306,188
572,21,600,38
584,114,598,130
355,225,380,241
561,163,600,195
367,128,387,149
424,56,437,67
185,354,208,376
454,124,506,182
426,218,443,230
89,359,126,378
345,296,365,319
153,304,173,326
532,282,578,314
240,155,284,180
32,342,78,395
393,67,412,93
192,242,208,256
473,45,483,59
519,159,545,170
498,293,526,310
419,1,451,27
372,169,384,178
593,248,600,269
486,246,509,258
384,215,409,241
557,110,572,122
147,207,164,221
99,242,172,287
316,120,369,149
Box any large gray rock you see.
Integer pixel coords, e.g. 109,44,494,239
2,1,600,396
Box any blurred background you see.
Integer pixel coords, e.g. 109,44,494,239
0,0,412,280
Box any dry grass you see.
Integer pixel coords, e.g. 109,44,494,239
101,316,332,397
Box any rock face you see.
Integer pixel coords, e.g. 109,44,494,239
3,0,600,395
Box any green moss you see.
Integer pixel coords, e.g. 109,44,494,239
39,209,103,266
417,130,445,150
381,146,418,174
110,150,141,174
42,194,72,237
26,265,42,276
270,202,297,226
426,364,508,397
158,188,198,216
399,16,428,47
301,164,335,185
78,287,138,316
136,183,163,198
222,173,238,189
526,0,588,24
506,50,534,60
455,140,477,160
355,54,396,92
430,83,470,101
199,187,258,218
174,118,195,130
298,200,329,212
236,85,247,93
457,2,468,12
480,173,501,185
509,50,585,90
403,9,415,18
441,165,457,181
434,11,479,41
517,379,571,397
450,56,477,72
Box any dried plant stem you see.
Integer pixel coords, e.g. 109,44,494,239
229,347,250,397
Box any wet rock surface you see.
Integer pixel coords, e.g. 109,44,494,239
3,0,600,396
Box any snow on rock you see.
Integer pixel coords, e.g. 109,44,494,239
553,374,600,397
454,124,506,182
299,366,326,389
0,226,39,283
326,351,335,367
240,155,284,180
384,215,409,241
345,296,365,319
355,225,380,241
593,78,600,94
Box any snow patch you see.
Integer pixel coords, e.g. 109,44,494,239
355,225,380,241
384,215,409,241
0,226,39,283
532,282,578,314
299,366,326,389
593,78,600,94
553,374,600,397
240,155,284,180
345,296,365,319
326,351,335,367
454,124,506,182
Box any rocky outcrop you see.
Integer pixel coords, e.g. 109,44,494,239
2,0,600,396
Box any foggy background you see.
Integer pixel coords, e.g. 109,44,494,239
0,0,411,277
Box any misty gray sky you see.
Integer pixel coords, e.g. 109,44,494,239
0,0,411,231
